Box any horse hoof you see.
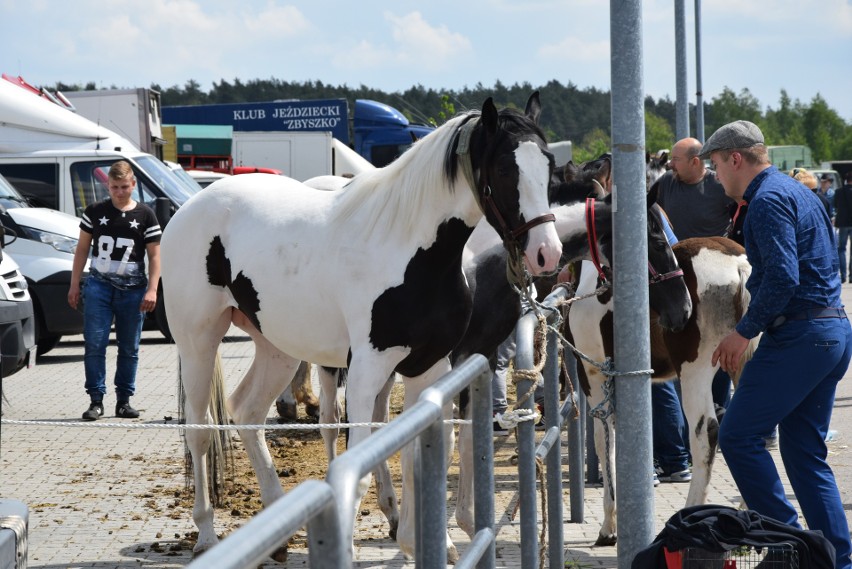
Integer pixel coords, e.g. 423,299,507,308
276,400,298,421
304,401,320,419
448,544,459,564
270,544,288,562
388,526,397,541
595,533,617,546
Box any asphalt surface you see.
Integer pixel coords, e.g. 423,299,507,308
1,284,852,568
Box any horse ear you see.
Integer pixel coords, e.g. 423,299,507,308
481,97,498,135
563,160,578,183
525,91,542,124
645,151,651,164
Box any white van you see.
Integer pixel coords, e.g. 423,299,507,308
0,248,36,375
0,172,85,354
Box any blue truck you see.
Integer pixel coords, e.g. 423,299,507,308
162,98,435,170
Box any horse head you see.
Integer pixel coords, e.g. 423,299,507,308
646,183,692,331
646,150,669,189
554,188,691,332
449,92,561,276
550,154,612,205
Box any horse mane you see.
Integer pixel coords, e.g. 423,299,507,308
331,112,475,242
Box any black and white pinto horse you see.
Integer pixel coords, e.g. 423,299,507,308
567,236,757,545
160,93,562,560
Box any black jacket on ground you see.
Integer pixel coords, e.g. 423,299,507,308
631,504,835,569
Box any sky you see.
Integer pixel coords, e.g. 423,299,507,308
2,0,851,127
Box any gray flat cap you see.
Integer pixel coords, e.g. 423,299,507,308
698,120,764,158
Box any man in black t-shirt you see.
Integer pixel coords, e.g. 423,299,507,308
834,171,852,282
68,161,161,421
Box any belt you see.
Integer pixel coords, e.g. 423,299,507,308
783,307,847,321
770,307,847,329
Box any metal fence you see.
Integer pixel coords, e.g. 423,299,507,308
513,286,588,569
186,354,497,569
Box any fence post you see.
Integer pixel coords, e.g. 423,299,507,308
472,358,497,569
414,392,448,568
514,315,540,568
543,321,565,568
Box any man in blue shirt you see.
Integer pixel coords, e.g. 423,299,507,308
706,120,851,569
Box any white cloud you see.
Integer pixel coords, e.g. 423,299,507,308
384,11,473,71
331,11,472,74
538,36,609,63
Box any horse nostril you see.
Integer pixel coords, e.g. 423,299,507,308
538,250,545,268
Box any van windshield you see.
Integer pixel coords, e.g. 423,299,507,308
135,156,195,206
0,173,31,209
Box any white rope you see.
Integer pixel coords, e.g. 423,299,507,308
495,408,539,431
0,418,472,430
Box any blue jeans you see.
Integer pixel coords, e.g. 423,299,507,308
838,226,852,281
83,277,146,401
719,317,852,569
492,327,544,414
652,380,690,474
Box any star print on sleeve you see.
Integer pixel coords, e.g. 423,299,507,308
129,219,140,229
99,216,109,225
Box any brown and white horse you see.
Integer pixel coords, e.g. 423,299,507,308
567,236,757,545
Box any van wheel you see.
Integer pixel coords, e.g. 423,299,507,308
155,287,172,342
37,335,62,356
32,300,62,356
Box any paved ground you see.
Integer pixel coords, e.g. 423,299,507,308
2,284,852,568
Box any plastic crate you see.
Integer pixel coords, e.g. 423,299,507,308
664,543,799,569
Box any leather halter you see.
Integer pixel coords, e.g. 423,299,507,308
585,197,684,286
456,119,556,246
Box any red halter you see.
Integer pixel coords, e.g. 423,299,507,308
585,197,684,286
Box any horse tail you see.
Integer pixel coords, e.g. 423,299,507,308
179,351,233,506
731,260,755,386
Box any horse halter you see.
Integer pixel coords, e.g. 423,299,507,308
456,119,556,248
585,198,684,286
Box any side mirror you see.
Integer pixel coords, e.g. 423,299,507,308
154,197,172,229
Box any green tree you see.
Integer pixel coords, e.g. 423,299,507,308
646,111,675,155
705,87,763,134
803,95,847,162
572,128,611,164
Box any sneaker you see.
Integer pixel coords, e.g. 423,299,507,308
493,413,509,436
82,401,104,421
656,468,692,483
115,401,140,419
653,471,660,487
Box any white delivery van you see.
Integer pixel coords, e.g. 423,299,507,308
0,247,36,375
0,172,85,354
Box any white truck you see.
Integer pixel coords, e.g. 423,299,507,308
62,88,166,158
231,130,374,181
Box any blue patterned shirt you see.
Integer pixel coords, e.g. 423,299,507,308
735,166,842,339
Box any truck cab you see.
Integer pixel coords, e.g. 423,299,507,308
0,151,194,341
353,100,435,167
0,149,195,227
